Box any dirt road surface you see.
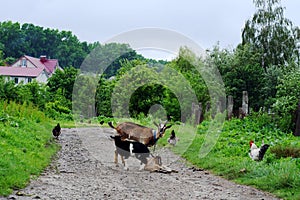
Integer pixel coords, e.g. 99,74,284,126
3,127,280,200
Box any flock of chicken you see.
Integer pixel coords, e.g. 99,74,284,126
52,122,270,163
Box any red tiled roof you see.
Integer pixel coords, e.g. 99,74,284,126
0,66,44,77
0,55,59,77
24,55,58,74
43,59,58,73
24,55,45,68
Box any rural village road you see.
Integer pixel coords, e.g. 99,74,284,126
3,127,280,200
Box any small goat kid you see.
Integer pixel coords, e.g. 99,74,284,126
110,135,150,170
108,121,172,147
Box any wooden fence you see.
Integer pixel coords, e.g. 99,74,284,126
191,90,300,136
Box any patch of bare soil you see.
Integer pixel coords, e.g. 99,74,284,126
3,127,280,200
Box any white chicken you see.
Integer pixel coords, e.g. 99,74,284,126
249,140,270,161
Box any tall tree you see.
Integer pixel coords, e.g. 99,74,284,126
47,67,78,101
0,21,25,58
21,23,46,57
242,0,300,70
0,21,93,68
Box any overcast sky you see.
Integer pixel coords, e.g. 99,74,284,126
0,0,299,60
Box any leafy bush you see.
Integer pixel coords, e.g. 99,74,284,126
271,145,300,158
273,68,300,132
45,101,73,120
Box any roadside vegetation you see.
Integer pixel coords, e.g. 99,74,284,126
0,101,59,196
158,114,300,200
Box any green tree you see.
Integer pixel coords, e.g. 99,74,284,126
72,75,98,118
273,67,300,132
0,21,93,68
242,0,300,70
95,76,115,117
55,30,87,68
0,21,25,58
209,44,266,112
169,47,209,105
0,47,5,65
21,23,47,57
81,43,143,76
47,67,78,101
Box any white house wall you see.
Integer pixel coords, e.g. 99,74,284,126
4,72,48,84
6,76,31,84
35,71,48,83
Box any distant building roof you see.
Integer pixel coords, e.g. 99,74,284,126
0,66,44,77
23,55,59,74
0,55,59,78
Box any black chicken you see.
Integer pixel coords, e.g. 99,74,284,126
52,123,61,139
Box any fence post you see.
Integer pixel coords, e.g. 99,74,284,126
196,103,202,125
242,91,249,116
191,102,202,125
227,95,233,120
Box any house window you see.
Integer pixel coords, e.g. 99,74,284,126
28,78,32,83
14,77,18,84
21,59,27,67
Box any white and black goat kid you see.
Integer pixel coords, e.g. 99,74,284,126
110,135,151,170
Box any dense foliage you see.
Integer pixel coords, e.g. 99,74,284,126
95,48,210,122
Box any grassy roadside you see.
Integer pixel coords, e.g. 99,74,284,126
159,115,300,200
0,101,60,196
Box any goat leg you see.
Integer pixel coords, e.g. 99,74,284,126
120,156,128,170
114,150,119,167
139,162,145,171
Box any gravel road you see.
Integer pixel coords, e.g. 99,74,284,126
3,127,280,200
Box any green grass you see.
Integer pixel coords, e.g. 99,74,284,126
158,114,300,200
0,101,59,196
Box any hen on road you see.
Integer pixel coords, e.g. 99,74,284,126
52,123,61,140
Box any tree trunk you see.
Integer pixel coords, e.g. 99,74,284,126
294,99,300,136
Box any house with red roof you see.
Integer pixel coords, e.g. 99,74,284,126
0,55,61,84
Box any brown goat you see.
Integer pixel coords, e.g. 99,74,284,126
108,121,171,147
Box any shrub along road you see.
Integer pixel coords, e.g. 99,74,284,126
3,127,279,200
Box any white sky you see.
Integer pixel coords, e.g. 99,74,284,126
0,0,299,60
